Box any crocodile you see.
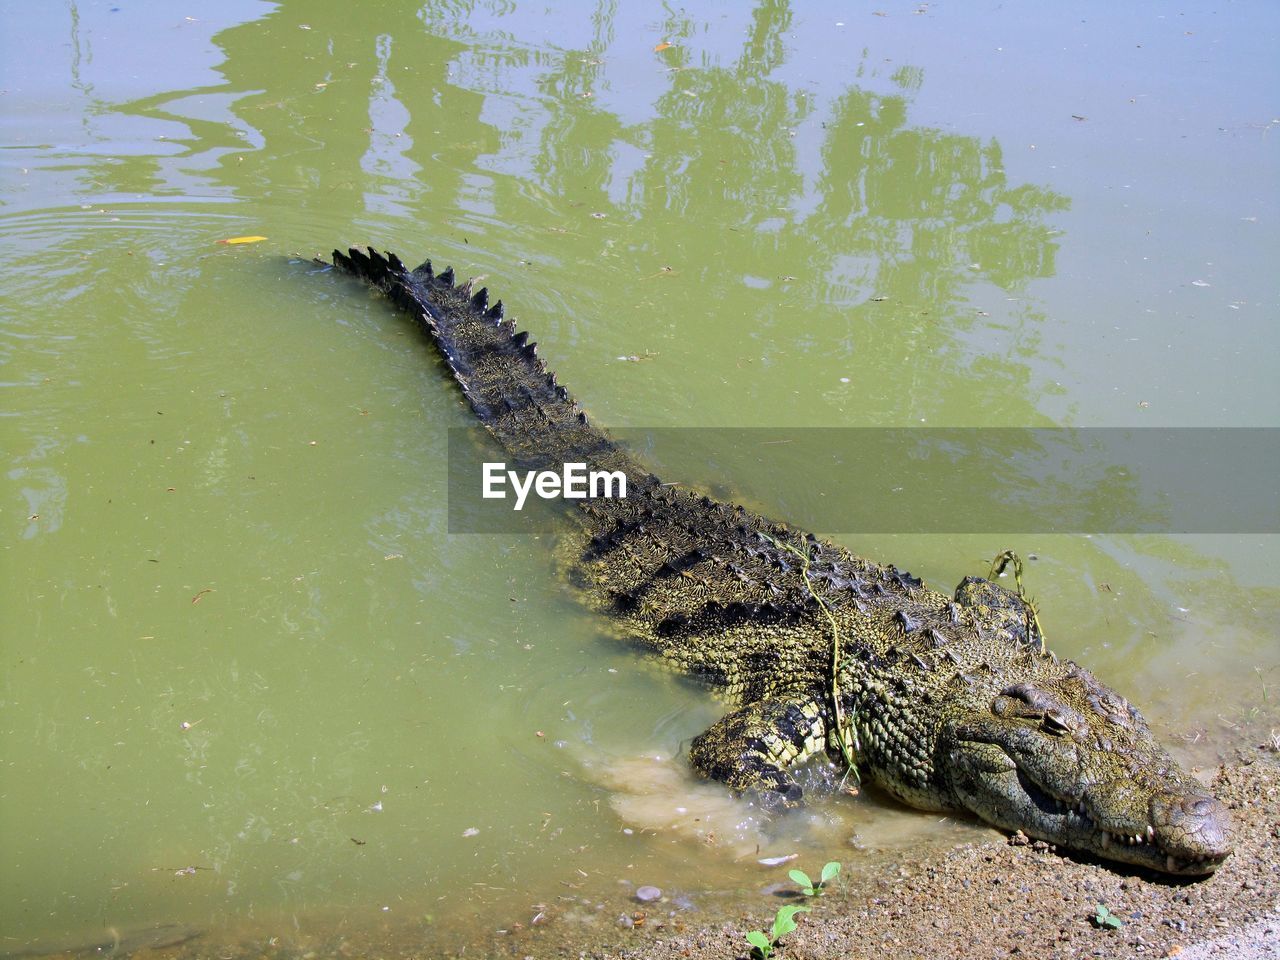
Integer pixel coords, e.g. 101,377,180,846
328,246,1232,876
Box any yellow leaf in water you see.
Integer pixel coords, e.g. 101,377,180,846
217,235,268,245
653,41,672,52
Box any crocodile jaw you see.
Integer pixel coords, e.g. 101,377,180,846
943,729,1232,876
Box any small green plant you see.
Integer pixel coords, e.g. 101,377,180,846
1092,903,1123,930
745,904,810,959
788,861,841,897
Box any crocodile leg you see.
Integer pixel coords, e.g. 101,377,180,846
688,695,828,807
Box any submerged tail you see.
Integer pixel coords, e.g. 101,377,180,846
331,246,642,476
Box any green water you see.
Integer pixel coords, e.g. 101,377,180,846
2,1,1277,954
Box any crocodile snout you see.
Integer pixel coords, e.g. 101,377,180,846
1150,791,1232,872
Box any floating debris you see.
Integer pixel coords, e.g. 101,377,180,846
757,853,799,867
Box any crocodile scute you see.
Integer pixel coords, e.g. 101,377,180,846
328,246,1232,876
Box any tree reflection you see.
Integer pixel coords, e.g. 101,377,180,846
181,0,1074,425
453,0,1072,420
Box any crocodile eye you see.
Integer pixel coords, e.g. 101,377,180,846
992,684,1084,734
991,689,1047,721
992,682,1054,719
1000,682,1053,708
1042,709,1074,736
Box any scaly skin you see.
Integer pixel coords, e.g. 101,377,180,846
328,246,1232,875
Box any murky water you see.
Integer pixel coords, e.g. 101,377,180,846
2,1,1277,955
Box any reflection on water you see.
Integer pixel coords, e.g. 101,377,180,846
1,0,1277,954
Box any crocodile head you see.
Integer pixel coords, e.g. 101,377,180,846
940,667,1232,875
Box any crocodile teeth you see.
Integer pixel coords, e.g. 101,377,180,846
1147,824,1155,841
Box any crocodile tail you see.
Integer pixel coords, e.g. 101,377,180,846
331,246,638,474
